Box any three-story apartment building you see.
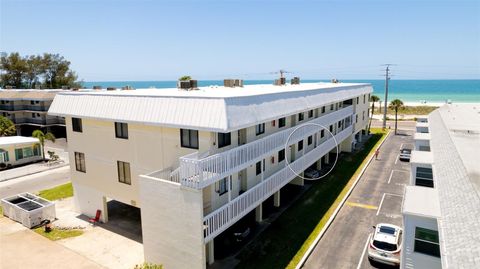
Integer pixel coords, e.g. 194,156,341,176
0,90,66,137
49,82,372,269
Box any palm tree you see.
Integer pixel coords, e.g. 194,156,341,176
32,130,56,161
389,99,404,135
368,95,380,133
0,116,16,136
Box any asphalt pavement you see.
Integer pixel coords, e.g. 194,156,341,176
302,124,414,269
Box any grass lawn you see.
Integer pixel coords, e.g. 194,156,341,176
373,105,437,115
38,182,73,201
235,128,388,269
33,227,83,241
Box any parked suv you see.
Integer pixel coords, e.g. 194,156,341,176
368,223,402,266
304,168,320,179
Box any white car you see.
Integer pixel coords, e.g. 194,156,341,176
368,223,403,266
399,148,412,162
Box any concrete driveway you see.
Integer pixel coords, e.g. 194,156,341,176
0,217,101,269
302,127,413,269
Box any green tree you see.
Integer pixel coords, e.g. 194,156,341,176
178,75,191,81
32,130,56,161
389,99,404,135
0,52,27,88
0,52,81,89
0,116,16,136
367,95,380,133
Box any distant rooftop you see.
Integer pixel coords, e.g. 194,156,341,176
0,136,39,147
0,89,66,100
49,82,372,132
428,104,480,268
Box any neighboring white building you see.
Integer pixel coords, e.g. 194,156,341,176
0,136,42,169
49,82,372,269
402,104,480,269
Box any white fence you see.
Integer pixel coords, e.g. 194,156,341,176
203,126,353,242
179,106,354,189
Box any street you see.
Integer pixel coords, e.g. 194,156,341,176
302,122,415,269
0,166,70,199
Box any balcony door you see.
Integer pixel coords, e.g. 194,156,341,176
238,128,247,145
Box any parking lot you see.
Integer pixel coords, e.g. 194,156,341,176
303,125,414,269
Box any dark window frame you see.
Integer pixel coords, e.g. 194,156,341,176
115,122,129,139
180,129,199,149
278,117,286,128
256,123,265,135
218,132,231,148
298,140,304,151
298,113,304,121
308,136,313,145
308,110,313,118
75,152,86,173
72,117,83,133
414,227,440,257
117,161,131,185
256,161,262,175
278,149,285,162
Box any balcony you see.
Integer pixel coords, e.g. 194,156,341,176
14,117,65,125
179,105,354,189
202,125,353,242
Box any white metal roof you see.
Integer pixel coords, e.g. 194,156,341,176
403,185,441,218
413,132,431,141
0,136,40,147
49,82,372,132
410,150,434,164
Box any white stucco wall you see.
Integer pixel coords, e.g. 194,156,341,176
139,175,205,269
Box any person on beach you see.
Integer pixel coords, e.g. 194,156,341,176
375,149,380,160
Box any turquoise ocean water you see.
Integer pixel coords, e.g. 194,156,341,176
82,80,480,103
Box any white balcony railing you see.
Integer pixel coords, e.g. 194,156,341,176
203,125,353,242
179,106,354,189
146,167,180,183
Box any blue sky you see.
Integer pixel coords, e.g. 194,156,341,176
1,0,479,81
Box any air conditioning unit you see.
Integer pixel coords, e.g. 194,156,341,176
291,77,300,85
106,87,117,91
224,79,244,88
93,85,102,90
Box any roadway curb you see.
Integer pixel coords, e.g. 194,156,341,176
295,130,392,269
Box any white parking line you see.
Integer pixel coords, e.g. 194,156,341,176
388,169,409,184
394,154,399,164
356,234,371,269
399,143,405,150
377,193,403,216
376,193,386,216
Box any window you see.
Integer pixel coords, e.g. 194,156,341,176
32,113,36,118
256,161,262,175
298,113,304,121
298,140,304,151
330,104,334,110
338,121,341,128
363,95,366,104
278,117,286,128
357,97,359,104
33,144,40,156
321,130,325,138
329,125,333,133
215,178,229,195
15,148,23,160
218,132,231,148
308,136,313,145
308,110,313,118
180,129,199,149
416,167,434,187
75,152,86,172
256,123,265,135
363,111,365,121
321,106,325,113
356,115,358,123
30,100,35,105
117,161,131,185
115,122,128,139
72,117,83,132
414,227,440,257
278,149,285,162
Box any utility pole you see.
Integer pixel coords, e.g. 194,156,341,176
382,64,392,130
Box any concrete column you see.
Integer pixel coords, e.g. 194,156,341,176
325,153,330,164
274,190,280,207
316,159,322,170
207,240,214,265
255,204,263,222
